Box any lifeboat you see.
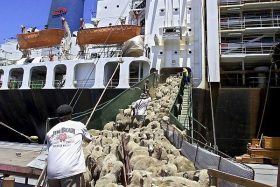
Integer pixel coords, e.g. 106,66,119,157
77,25,141,45
17,29,65,49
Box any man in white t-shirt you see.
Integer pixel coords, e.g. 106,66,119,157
132,93,151,128
46,104,92,187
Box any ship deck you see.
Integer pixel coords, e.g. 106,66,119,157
0,141,46,186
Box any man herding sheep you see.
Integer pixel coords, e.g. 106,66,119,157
132,93,151,128
46,104,92,187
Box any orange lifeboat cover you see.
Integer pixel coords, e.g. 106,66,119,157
77,25,141,45
17,29,65,49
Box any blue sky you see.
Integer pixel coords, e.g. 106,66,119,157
0,0,96,43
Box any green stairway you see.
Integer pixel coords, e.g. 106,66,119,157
178,85,191,129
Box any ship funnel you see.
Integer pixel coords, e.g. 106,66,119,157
47,0,85,32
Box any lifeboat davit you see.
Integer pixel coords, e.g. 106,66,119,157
17,29,65,49
77,25,141,45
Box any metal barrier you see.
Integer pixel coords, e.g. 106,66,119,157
8,80,23,89
167,77,255,185
220,16,280,30
162,123,255,185
220,76,280,88
219,0,280,6
29,80,45,89
220,42,275,55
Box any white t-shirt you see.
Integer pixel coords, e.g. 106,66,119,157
46,120,92,179
132,97,151,115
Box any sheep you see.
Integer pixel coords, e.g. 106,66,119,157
128,170,153,187
83,76,209,186
170,155,196,172
198,169,210,187
152,176,200,187
104,121,116,131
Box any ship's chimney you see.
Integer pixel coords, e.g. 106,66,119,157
47,0,85,32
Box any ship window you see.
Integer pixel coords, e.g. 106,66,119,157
160,51,163,55
117,5,119,8
54,64,67,88
0,69,3,88
174,51,178,54
188,29,192,31
129,61,150,86
189,7,192,10
105,6,107,9
174,8,178,11
9,68,23,89
160,9,164,12
30,66,47,89
104,62,120,88
109,23,112,26
74,63,95,88
189,50,192,54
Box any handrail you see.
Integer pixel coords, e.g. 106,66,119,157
219,0,280,6
35,165,47,187
208,169,272,187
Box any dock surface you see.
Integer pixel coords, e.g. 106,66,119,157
0,141,46,186
247,164,278,186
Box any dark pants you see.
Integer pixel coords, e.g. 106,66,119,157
184,76,190,85
47,173,85,187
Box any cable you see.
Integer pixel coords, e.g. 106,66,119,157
0,121,35,142
68,0,131,109
85,62,121,127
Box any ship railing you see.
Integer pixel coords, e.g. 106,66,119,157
85,50,123,59
107,79,119,88
219,0,279,6
8,80,22,89
73,79,95,88
29,80,45,89
220,76,280,88
220,42,275,54
220,15,280,30
129,78,144,86
54,79,66,88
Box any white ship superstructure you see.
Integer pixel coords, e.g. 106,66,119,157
0,0,206,90
207,0,280,87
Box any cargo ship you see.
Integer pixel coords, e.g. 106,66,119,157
0,0,280,157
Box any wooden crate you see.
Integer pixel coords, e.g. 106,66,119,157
262,136,280,149
251,138,260,147
250,148,280,159
241,156,265,164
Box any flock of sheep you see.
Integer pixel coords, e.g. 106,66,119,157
83,76,210,187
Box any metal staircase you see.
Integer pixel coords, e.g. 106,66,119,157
178,84,192,130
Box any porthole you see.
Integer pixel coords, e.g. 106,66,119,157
117,5,119,8
105,6,107,9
